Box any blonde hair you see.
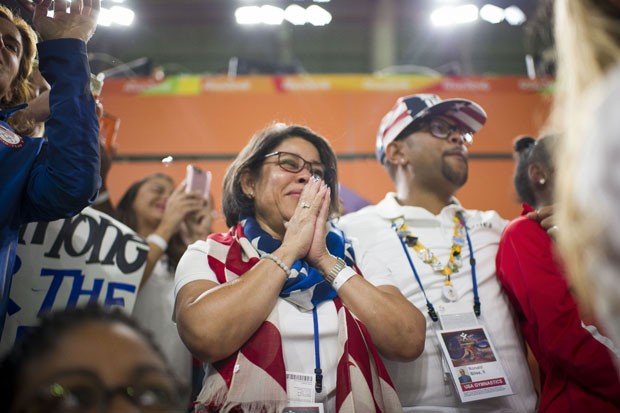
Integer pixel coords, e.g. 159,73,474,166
0,5,38,136
553,0,620,306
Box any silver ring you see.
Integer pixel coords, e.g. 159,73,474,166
300,201,311,208
312,176,320,183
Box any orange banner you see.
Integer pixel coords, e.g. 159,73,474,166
101,74,553,232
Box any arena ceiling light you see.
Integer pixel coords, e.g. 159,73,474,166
432,3,526,27
261,5,285,25
306,5,332,26
236,4,332,26
479,4,504,24
235,6,262,25
284,4,307,26
504,5,527,26
235,5,284,25
48,3,135,27
108,6,135,26
430,4,479,27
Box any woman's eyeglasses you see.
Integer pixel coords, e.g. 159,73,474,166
264,151,333,183
419,118,474,146
20,368,188,413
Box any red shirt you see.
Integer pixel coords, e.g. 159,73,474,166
496,204,620,412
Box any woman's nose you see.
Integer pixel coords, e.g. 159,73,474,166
296,166,313,183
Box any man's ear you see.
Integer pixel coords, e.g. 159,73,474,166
240,170,255,198
385,140,407,166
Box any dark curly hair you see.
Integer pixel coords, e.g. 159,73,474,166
0,305,170,412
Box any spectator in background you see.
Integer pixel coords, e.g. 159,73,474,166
115,173,211,386
553,0,620,363
0,305,188,413
0,0,101,338
496,134,620,412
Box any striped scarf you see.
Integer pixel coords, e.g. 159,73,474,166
196,217,401,413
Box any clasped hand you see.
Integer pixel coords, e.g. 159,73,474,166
281,178,332,268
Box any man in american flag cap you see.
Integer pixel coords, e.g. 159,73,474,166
338,94,537,411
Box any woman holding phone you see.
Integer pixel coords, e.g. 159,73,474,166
116,173,212,386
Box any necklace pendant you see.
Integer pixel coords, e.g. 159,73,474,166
453,255,462,267
418,248,431,263
442,283,459,302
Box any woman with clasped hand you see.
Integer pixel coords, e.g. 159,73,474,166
174,124,425,412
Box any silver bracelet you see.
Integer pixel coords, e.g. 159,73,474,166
262,253,292,277
146,233,168,251
324,257,346,284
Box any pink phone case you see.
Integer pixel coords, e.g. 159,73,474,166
186,165,212,196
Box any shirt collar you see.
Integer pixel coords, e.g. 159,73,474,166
376,192,464,222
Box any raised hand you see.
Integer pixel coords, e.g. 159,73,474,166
307,185,332,268
29,0,100,42
184,192,214,243
526,204,557,238
157,182,206,239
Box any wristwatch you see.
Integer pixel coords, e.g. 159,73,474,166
325,257,346,284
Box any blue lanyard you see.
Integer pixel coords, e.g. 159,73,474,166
459,211,480,316
392,211,480,321
312,307,323,393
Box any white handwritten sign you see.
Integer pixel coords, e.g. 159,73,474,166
0,207,148,354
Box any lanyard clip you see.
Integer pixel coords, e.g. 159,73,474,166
314,368,323,393
427,303,439,322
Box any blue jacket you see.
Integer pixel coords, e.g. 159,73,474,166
0,39,100,337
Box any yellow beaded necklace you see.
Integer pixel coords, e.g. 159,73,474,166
393,215,465,300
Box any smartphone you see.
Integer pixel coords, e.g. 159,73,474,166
185,165,212,197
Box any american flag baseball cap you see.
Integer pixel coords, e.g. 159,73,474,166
376,94,487,162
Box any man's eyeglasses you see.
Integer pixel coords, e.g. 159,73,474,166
264,151,333,183
21,368,188,413
418,118,474,146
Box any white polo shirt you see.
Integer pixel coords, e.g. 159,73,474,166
174,238,396,412
338,193,537,412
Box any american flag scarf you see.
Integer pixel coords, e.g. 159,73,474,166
195,217,402,413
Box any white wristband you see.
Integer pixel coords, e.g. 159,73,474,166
146,233,168,251
332,266,357,292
